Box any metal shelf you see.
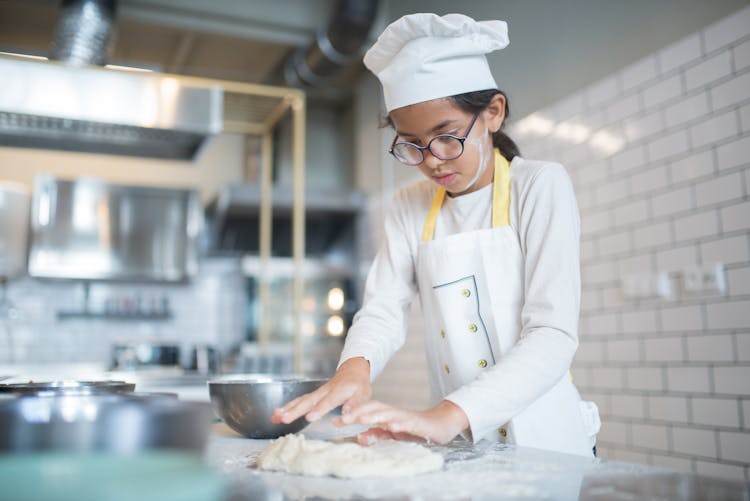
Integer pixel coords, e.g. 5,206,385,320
56,311,173,321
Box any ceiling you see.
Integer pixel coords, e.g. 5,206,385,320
0,0,364,93
1,0,749,118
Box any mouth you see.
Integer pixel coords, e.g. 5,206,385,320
432,172,457,186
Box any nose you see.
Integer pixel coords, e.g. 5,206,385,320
421,148,443,170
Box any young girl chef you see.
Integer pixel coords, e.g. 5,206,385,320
273,12,601,457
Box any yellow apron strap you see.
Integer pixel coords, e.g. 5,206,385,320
491,150,511,228
421,187,446,242
421,149,511,242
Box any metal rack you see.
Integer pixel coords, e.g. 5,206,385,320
171,73,308,373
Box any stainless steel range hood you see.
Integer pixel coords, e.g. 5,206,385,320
0,56,223,160
206,182,364,259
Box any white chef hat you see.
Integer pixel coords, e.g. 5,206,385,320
363,13,509,112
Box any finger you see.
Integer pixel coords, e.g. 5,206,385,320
270,406,300,424
389,431,426,443
357,427,424,445
338,400,390,425
354,408,426,440
305,385,357,421
277,387,329,424
384,417,422,437
274,394,304,414
356,427,395,445
385,414,449,444
270,409,284,424
341,390,371,415
331,402,380,426
354,402,401,423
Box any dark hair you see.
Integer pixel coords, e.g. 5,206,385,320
383,89,521,161
450,89,520,161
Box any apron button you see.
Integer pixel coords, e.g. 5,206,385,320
440,329,446,339
478,359,487,368
469,323,478,332
499,427,507,437
461,289,471,297
444,364,450,374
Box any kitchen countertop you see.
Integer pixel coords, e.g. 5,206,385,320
3,366,747,499
204,420,749,501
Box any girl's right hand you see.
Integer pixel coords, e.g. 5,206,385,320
271,357,371,424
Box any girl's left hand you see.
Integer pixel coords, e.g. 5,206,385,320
333,399,469,445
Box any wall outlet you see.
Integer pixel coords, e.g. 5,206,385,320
654,271,674,299
681,263,726,294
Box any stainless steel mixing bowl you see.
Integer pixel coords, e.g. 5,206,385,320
208,375,327,439
0,393,213,453
0,380,136,396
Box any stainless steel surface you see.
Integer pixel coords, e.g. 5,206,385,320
208,183,364,256
0,380,135,395
0,393,213,453
0,56,223,160
49,0,117,66
28,176,200,282
0,182,30,279
208,375,327,439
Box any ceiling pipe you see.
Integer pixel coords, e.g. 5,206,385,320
0,0,221,160
49,0,118,66
282,0,379,88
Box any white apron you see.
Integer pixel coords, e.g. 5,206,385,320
416,150,599,457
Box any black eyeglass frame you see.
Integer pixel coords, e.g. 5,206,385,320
388,112,481,166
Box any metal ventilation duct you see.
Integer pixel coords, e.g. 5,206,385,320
49,0,117,66
0,0,223,160
283,0,379,87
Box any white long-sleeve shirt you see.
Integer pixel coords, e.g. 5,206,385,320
339,156,582,439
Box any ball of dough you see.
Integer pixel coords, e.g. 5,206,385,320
257,434,444,478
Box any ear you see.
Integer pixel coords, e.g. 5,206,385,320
483,93,506,133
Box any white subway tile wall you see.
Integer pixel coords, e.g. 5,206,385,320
1,260,248,367
509,6,750,481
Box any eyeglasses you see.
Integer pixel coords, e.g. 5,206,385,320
388,112,480,166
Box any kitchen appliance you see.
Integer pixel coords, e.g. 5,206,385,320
207,183,364,258
206,184,364,374
189,344,221,375
0,181,30,279
0,181,30,363
111,343,181,370
0,393,213,453
0,0,220,160
28,175,201,282
208,375,327,439
237,256,356,377
0,56,223,160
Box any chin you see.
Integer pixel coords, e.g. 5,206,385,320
446,185,467,196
